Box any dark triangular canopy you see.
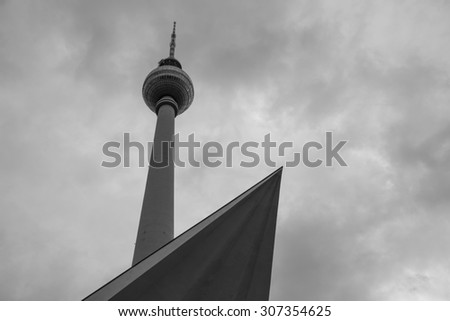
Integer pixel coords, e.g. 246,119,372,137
84,167,282,301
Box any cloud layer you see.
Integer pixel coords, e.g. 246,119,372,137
1,0,450,300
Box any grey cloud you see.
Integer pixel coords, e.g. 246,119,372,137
2,0,450,301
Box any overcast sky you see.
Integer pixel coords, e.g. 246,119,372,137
1,0,450,300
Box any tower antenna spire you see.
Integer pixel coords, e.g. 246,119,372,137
169,21,176,58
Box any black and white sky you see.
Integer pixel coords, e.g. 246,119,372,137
1,0,450,300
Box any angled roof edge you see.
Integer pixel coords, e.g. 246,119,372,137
83,167,283,301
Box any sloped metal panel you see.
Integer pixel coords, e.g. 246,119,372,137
84,167,282,301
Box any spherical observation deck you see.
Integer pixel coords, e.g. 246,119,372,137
142,60,194,116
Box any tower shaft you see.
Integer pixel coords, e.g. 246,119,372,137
134,22,193,266
133,103,175,265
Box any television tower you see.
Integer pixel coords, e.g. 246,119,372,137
133,22,194,265
85,23,282,301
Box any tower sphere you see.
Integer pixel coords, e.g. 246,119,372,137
142,22,194,116
142,61,194,116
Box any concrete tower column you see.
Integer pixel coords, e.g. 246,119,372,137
133,98,176,265
133,22,194,266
